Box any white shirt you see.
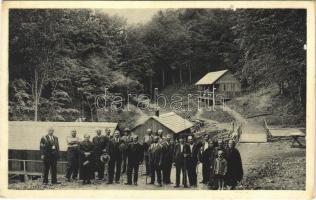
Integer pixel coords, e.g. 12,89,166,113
180,144,183,152
204,142,209,150
190,144,194,152
49,135,54,142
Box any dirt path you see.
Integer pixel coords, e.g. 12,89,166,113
223,105,305,190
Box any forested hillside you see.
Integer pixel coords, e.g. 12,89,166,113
9,9,306,122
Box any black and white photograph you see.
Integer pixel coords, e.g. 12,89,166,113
1,1,315,196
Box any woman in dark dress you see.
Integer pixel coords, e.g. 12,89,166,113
225,140,243,189
79,134,94,184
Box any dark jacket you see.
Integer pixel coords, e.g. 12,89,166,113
225,148,243,182
162,141,174,165
92,135,106,155
40,134,60,159
79,140,94,163
127,142,144,165
173,143,189,167
187,143,200,165
199,143,216,165
108,137,123,160
149,143,163,166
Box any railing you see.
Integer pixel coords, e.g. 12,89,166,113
264,115,305,127
9,158,147,183
9,159,68,181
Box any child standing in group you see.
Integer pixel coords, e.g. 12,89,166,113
214,150,227,190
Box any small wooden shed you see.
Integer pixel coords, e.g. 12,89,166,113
131,112,193,139
9,121,118,176
195,69,241,100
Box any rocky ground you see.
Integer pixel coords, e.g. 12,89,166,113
238,139,306,190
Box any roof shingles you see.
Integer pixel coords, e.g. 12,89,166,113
151,112,193,134
195,69,228,85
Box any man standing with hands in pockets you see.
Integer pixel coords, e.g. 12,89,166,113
40,128,60,185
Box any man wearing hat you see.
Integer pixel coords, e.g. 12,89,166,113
157,129,163,141
40,128,60,185
199,135,215,185
92,129,106,180
173,137,189,188
143,128,153,175
125,135,144,185
65,129,80,182
105,128,113,140
162,134,174,185
225,139,243,190
121,127,133,173
79,134,94,184
187,135,200,187
148,136,163,186
107,130,123,184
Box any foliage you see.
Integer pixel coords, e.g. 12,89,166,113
9,9,306,122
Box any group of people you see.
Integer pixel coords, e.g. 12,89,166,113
39,127,243,189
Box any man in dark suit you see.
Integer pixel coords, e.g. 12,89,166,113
92,129,106,180
173,137,189,188
107,130,123,184
121,128,133,173
199,135,216,185
225,140,243,190
79,134,94,184
143,128,153,175
148,136,163,187
65,129,80,182
40,128,60,185
125,135,144,185
162,134,174,185
105,128,112,140
187,135,200,187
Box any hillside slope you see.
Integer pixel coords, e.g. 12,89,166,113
227,85,305,126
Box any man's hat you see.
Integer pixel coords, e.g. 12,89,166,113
124,128,130,132
147,128,152,132
157,129,163,134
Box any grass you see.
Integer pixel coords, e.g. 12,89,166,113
200,108,235,123
227,84,305,126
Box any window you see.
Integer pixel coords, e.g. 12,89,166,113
223,84,226,91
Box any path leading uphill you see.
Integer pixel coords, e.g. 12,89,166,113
224,106,267,143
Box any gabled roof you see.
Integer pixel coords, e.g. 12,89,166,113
9,121,118,151
195,69,228,85
151,112,193,134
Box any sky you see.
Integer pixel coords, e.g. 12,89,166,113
101,9,160,25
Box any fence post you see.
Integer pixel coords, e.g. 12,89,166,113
23,160,28,182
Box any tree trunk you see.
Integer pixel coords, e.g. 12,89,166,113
162,68,165,88
278,81,284,95
34,69,38,121
188,64,192,84
179,68,183,83
90,108,94,122
149,76,153,96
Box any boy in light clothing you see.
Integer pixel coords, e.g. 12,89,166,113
214,150,227,190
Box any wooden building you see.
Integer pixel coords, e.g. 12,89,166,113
195,70,241,101
131,112,193,139
9,121,118,176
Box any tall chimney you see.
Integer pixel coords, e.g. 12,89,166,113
155,110,159,117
